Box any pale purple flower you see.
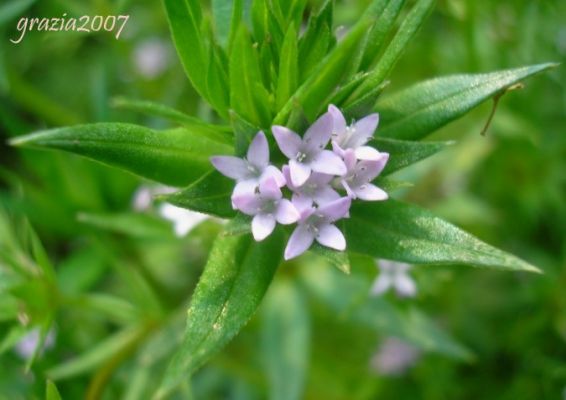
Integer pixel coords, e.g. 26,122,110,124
284,197,351,260
272,112,346,187
370,260,417,298
158,203,209,237
15,327,56,360
329,104,383,161
234,177,300,241
282,166,340,212
370,337,420,376
211,131,285,206
338,149,389,201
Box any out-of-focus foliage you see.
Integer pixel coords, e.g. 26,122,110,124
0,1,564,400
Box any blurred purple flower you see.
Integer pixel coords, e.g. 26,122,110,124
235,177,300,241
15,327,56,360
211,131,285,207
370,337,420,376
370,260,417,298
158,203,209,237
329,104,383,161
272,112,346,187
284,197,351,260
339,149,389,201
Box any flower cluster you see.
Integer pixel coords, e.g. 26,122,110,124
211,105,389,260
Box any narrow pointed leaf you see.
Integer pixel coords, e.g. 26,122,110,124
163,0,218,114
230,25,272,127
359,0,406,70
277,17,373,123
371,137,454,175
262,280,310,400
311,244,350,274
346,200,540,272
10,123,232,187
162,170,236,219
276,24,299,111
230,110,261,157
46,380,62,400
111,98,232,144
351,0,435,100
157,226,284,397
376,63,558,140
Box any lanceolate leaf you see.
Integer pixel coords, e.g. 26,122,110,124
111,97,232,144
345,200,539,272
230,25,272,128
162,170,236,219
276,17,372,123
376,63,558,140
10,123,232,187
359,0,406,71
157,226,285,397
350,0,435,101
262,279,310,400
371,137,454,175
276,24,299,111
163,0,221,116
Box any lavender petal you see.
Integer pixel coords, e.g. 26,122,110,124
284,225,315,260
318,197,351,222
210,156,250,180
247,131,269,168
303,112,333,153
252,213,276,241
310,150,347,176
272,126,303,159
355,183,388,201
275,199,300,224
289,159,311,187
315,223,346,251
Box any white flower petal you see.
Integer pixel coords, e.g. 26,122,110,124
284,225,315,260
316,223,346,251
272,126,303,159
310,150,347,176
328,104,347,138
370,274,393,296
289,159,311,187
231,180,258,208
350,113,379,148
247,131,269,168
210,156,250,180
252,213,276,241
261,165,286,187
354,146,382,161
275,199,300,224
304,112,333,153
354,184,388,201
394,273,417,298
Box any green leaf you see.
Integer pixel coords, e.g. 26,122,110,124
77,212,174,238
10,123,233,187
376,63,558,140
276,24,299,111
47,325,150,380
0,0,36,27
230,25,272,128
164,0,222,116
276,16,372,123
310,243,350,274
345,199,540,272
297,7,332,84
261,279,310,400
359,0,407,70
351,0,435,101
212,0,233,46
162,170,236,218
111,98,232,142
157,225,284,397
302,260,472,360
372,137,454,175
46,380,62,400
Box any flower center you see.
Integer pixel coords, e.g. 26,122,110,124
295,151,307,163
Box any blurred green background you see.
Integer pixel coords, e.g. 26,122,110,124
1,0,565,399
